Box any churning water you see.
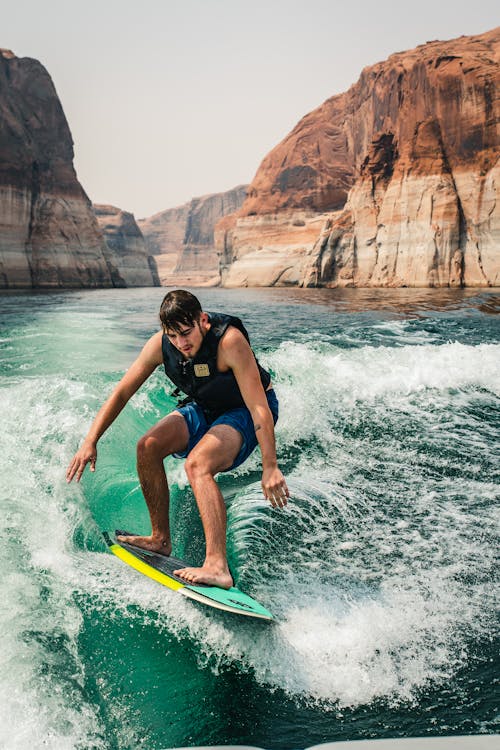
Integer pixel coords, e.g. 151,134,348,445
0,287,498,749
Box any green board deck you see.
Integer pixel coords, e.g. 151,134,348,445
102,531,274,621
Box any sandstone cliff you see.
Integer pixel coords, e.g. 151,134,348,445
217,210,332,287
219,27,499,288
0,49,127,288
139,185,247,285
93,205,160,287
137,203,190,282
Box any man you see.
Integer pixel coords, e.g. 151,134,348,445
66,289,289,589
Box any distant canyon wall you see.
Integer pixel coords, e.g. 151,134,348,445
137,204,189,282
0,50,156,289
139,185,247,286
93,205,160,287
218,27,499,288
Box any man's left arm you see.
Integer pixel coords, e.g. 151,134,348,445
221,329,289,508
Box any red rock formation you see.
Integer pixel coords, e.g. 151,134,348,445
0,50,124,288
241,93,355,216
220,27,499,287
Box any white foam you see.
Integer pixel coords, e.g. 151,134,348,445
0,378,107,748
261,340,500,449
220,470,498,706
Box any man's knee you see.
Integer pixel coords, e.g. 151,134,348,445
137,413,188,462
184,452,213,482
137,433,163,462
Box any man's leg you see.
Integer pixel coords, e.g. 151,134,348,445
175,424,243,589
117,411,189,555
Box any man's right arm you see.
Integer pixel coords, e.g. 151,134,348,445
66,331,163,483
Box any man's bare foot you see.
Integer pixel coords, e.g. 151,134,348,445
174,563,233,589
116,534,172,557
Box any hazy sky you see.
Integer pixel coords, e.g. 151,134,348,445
3,1,498,218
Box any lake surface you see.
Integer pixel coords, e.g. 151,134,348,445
0,287,498,749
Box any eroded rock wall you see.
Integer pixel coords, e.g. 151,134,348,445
218,211,332,287
0,49,121,288
137,203,190,284
218,27,500,288
139,185,247,286
93,205,160,287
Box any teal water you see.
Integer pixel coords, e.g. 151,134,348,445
0,287,499,749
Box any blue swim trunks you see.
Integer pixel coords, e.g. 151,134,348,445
173,389,279,472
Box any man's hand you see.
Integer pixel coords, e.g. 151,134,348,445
66,440,97,483
64,331,162,485
262,466,289,508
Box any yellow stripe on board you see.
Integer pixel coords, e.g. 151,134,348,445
109,544,185,592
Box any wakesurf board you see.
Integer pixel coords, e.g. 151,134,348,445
102,531,273,621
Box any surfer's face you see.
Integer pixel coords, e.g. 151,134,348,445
165,313,208,359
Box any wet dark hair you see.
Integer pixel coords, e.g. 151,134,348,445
159,289,203,332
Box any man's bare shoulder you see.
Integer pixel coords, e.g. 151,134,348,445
141,330,164,367
219,325,252,366
220,325,249,347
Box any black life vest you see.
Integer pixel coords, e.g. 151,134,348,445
162,312,271,420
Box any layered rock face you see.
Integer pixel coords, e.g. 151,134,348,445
0,50,124,288
220,27,499,288
217,211,331,287
137,203,190,282
139,185,247,286
93,205,160,287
